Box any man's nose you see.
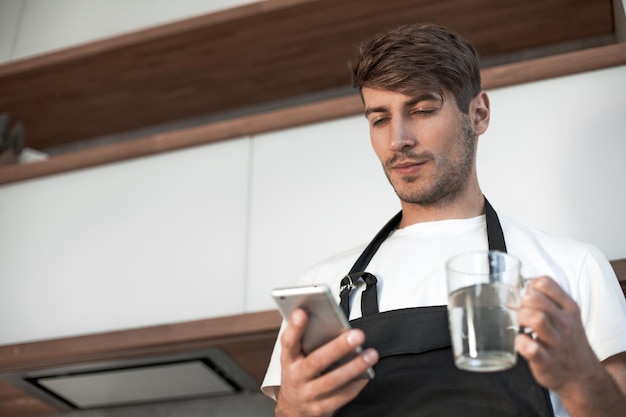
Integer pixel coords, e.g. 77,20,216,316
389,120,417,150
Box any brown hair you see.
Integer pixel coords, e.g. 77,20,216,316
350,23,481,113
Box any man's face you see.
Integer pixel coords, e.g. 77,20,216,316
362,87,477,207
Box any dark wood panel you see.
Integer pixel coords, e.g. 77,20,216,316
221,337,279,385
2,41,626,186
0,94,362,184
0,310,281,416
0,379,57,417
0,0,614,152
0,310,281,374
484,43,626,89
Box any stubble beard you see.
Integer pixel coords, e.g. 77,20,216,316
384,117,476,208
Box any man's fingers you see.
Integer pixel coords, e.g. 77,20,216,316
303,329,372,379
280,308,308,361
277,319,377,417
519,285,561,345
519,276,582,347
515,333,549,364
526,276,578,313
280,311,377,384
316,378,371,414
517,307,559,345
310,348,378,401
286,377,370,417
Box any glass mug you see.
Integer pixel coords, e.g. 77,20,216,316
446,250,524,372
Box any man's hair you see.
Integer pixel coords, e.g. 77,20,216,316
350,23,481,113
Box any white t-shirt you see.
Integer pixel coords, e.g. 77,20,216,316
262,214,626,417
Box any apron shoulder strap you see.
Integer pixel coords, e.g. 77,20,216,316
349,211,402,274
339,197,506,318
339,212,401,318
485,198,507,252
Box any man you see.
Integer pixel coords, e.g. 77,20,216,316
262,23,626,416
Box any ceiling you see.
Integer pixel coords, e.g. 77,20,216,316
0,0,619,154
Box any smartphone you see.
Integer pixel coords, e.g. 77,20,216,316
271,284,375,379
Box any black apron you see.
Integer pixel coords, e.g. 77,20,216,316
334,199,555,417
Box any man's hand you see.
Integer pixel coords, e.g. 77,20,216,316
516,276,599,390
275,308,379,417
516,276,626,417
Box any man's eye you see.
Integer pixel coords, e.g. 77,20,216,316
411,109,435,116
371,117,389,127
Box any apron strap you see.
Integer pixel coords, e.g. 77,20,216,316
340,272,379,317
339,212,401,317
349,211,403,274
485,198,507,252
340,197,506,318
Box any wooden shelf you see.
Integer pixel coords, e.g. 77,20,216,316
0,0,618,182
0,310,282,416
1,41,626,186
0,309,282,375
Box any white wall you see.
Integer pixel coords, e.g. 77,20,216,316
246,117,399,311
0,1,22,62
0,1,625,346
478,68,626,260
0,139,252,343
1,65,625,346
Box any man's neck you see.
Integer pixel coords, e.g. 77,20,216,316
398,189,485,228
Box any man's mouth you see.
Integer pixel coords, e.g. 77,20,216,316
388,157,430,176
392,161,423,176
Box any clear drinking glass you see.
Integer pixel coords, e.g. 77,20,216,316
446,250,523,372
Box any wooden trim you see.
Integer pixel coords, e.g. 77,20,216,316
1,42,625,186
0,309,281,374
0,0,311,78
482,42,626,89
0,95,363,184
1,0,613,152
0,379,57,417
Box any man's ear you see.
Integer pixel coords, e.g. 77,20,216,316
470,91,490,135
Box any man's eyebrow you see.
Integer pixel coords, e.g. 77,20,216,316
364,106,387,118
405,93,442,108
